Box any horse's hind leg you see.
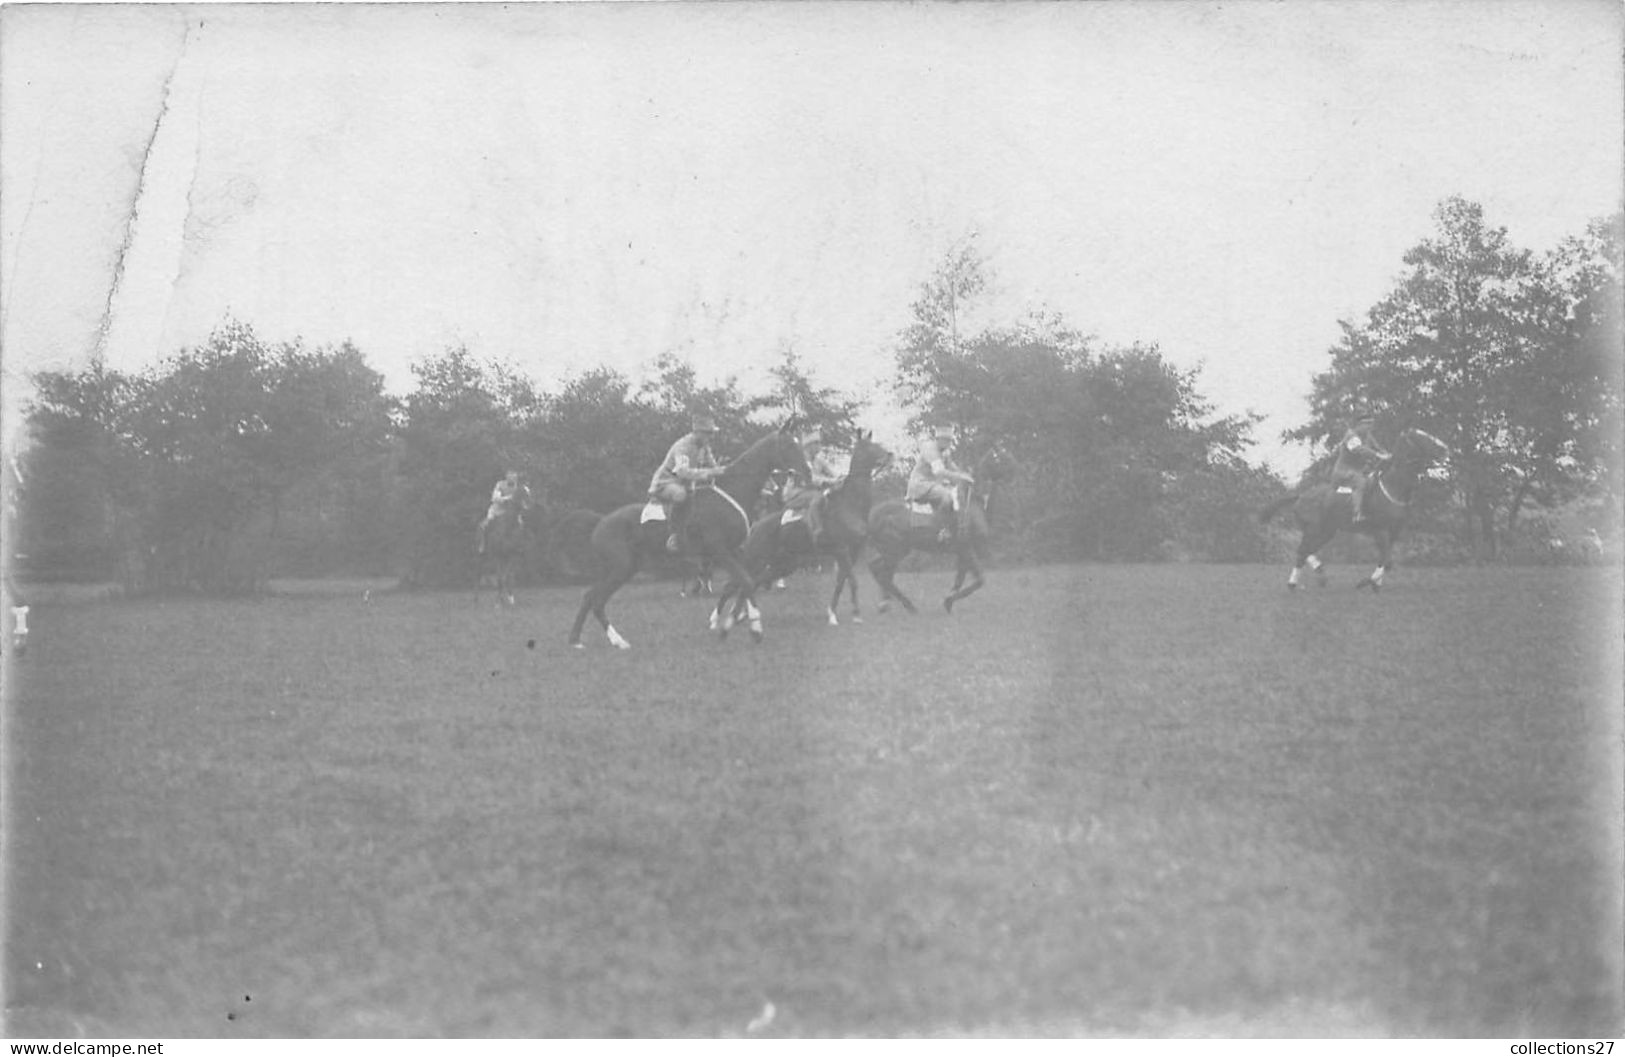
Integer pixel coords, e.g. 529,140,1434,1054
570,549,636,648
568,585,598,646
846,551,863,622
869,551,916,614
944,553,984,612
1356,532,1392,592
590,574,634,648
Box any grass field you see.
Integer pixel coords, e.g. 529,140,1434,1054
4,563,1622,1038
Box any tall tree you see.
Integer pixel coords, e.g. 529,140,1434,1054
394,345,538,587
893,250,1261,560
1289,197,1622,556
22,320,390,592
746,343,866,444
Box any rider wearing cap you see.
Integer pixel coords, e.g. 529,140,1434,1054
1331,406,1391,525
781,426,842,548
907,422,975,543
476,470,531,554
649,414,725,552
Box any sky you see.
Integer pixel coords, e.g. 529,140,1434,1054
2,0,1621,478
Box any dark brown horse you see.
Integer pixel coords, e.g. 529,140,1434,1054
479,496,532,608
1259,427,1451,591
712,430,890,635
567,424,810,648
867,445,1013,614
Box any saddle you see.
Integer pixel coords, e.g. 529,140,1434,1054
906,501,954,531
1332,483,1365,520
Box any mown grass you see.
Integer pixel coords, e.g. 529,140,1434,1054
5,563,1621,1037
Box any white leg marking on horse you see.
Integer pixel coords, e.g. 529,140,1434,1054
1287,566,1301,587
607,625,631,650
1305,554,1322,572
1370,565,1385,586
708,608,720,631
827,607,839,626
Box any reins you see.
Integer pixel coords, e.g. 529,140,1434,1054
699,481,752,535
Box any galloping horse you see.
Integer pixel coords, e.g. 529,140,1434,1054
867,445,1013,614
567,423,810,648
712,430,890,633
1259,426,1451,591
480,498,532,607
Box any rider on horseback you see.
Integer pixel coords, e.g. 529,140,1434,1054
907,423,974,544
781,425,842,548
476,470,531,554
1332,406,1391,524
649,414,724,553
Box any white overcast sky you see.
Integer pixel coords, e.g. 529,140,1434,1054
2,0,1621,476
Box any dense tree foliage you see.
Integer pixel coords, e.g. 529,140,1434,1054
18,321,390,592
13,200,1617,591
1289,198,1622,558
896,251,1268,561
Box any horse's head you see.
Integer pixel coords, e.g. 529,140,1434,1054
976,444,1016,484
847,430,889,480
773,421,813,481
1396,428,1452,469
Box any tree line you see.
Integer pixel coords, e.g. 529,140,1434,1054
12,197,1619,593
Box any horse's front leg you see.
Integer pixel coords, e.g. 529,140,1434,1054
869,551,915,614
827,549,859,626
841,545,864,623
713,548,762,641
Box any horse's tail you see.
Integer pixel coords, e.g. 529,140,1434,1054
1258,493,1298,524
548,508,605,581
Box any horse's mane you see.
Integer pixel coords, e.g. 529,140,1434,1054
710,426,804,501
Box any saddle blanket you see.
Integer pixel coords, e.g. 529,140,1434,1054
907,501,935,517
640,501,668,524
780,509,804,526
1334,486,1354,495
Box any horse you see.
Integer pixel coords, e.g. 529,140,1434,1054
478,499,532,607
712,430,890,633
567,423,811,648
1259,426,1451,591
866,445,1014,614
